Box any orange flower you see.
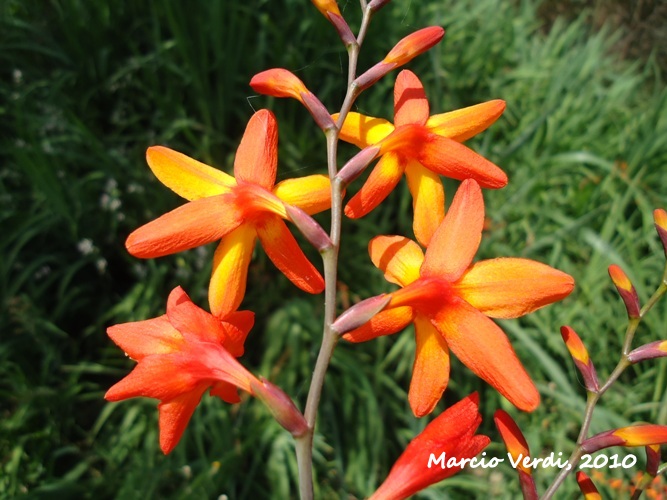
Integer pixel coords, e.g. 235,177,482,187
344,180,574,415
335,70,507,246
106,287,306,453
370,393,489,500
583,425,667,453
125,110,330,316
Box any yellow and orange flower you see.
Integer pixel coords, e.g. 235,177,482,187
370,393,489,500
125,109,331,316
335,70,507,246
344,180,574,415
106,286,306,454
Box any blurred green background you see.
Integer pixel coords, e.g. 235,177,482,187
2,0,667,498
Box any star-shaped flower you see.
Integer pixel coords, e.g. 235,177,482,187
125,110,331,316
335,70,507,246
344,179,574,415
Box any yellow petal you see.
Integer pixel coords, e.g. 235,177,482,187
426,100,506,143
404,160,445,247
369,235,424,286
335,112,395,148
209,225,257,317
146,146,235,201
455,258,575,319
273,174,331,215
409,314,450,417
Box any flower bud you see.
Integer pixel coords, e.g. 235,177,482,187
561,326,599,392
608,264,640,319
331,295,390,335
368,0,391,12
654,209,667,256
627,340,667,364
646,444,661,476
583,425,667,453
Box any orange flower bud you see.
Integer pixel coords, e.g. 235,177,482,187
576,471,602,499
628,340,667,364
561,326,599,392
608,264,640,318
654,208,667,256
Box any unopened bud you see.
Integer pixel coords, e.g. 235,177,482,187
646,444,661,476
331,295,390,335
654,209,667,256
627,340,667,364
576,471,601,499
561,326,599,392
368,0,391,12
608,265,640,319
583,425,667,453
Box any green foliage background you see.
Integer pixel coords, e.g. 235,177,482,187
1,0,666,498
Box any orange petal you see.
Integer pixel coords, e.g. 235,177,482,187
369,235,424,286
166,286,231,345
249,69,307,102
343,306,415,343
404,160,445,247
311,0,341,17
233,110,278,190
421,179,484,282
419,134,508,188
434,298,539,411
146,146,235,201
455,258,575,318
394,70,429,127
273,174,331,215
209,381,241,404
209,225,257,317
157,385,207,454
125,194,243,258
494,410,532,475
220,310,255,357
613,425,667,447
409,315,450,417
344,152,405,218
255,216,324,294
107,315,183,360
383,26,445,66
576,471,601,499
426,100,506,143
335,112,395,148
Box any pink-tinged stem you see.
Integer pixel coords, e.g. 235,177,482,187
294,5,374,500
542,267,667,499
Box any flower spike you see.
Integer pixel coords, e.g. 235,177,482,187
344,180,574,414
336,70,507,246
494,410,538,500
370,393,489,500
576,471,602,499
561,326,599,392
250,69,335,130
608,264,640,319
355,27,445,90
125,110,330,317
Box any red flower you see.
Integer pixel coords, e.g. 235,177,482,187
370,393,489,500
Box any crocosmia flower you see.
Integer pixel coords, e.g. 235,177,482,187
335,70,507,246
370,393,489,500
125,109,330,316
344,180,574,415
106,286,306,453
105,286,255,454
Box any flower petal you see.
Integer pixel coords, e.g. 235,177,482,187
233,109,278,189
209,381,241,404
256,216,324,294
434,298,539,411
335,112,395,148
345,152,405,219
421,179,484,282
426,100,506,143
145,146,236,201
273,174,331,215
404,160,445,247
221,310,255,357
107,316,183,360
343,306,415,343
409,315,450,417
455,258,575,319
157,385,207,454
126,194,243,258
419,134,508,189
209,224,257,317
394,70,429,127
369,235,424,286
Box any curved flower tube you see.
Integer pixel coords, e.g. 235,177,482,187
125,109,331,316
344,180,574,415
106,286,306,454
335,70,507,246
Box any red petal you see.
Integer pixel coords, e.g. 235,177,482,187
394,70,429,127
166,287,229,345
157,385,207,454
220,310,255,357
421,179,484,282
125,194,243,258
106,315,183,360
256,216,324,294
233,109,278,190
209,381,241,404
